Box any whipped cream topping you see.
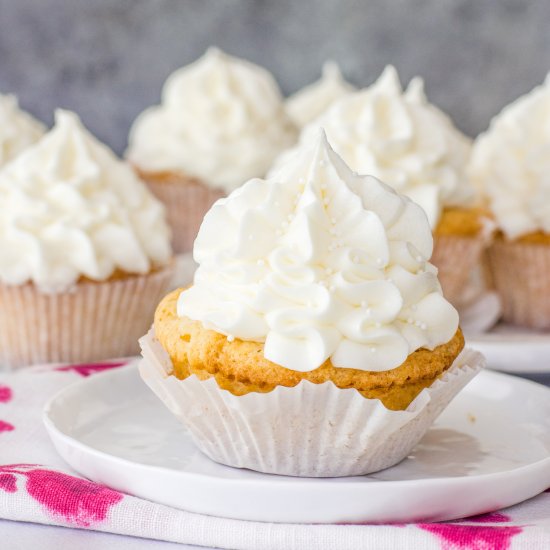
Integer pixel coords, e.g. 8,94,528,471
0,94,45,167
0,110,172,292
469,75,550,239
285,61,356,128
127,48,297,193
179,131,458,373
274,66,474,228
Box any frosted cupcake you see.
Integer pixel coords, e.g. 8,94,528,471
285,61,356,128
0,94,44,166
273,66,492,304
0,110,173,368
127,48,297,252
469,76,550,328
140,131,483,477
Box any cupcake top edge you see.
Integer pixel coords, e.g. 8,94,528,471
126,47,297,194
0,93,45,168
285,60,357,128
271,65,474,230
468,75,550,240
178,130,459,374
0,109,172,293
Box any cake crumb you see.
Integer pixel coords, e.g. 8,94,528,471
467,413,476,423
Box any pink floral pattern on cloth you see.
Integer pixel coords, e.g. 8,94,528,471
419,513,523,550
0,384,12,403
54,361,128,378
0,359,549,549
0,464,123,527
0,420,15,433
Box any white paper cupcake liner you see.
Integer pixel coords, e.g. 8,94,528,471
0,266,174,370
432,218,495,306
139,330,483,477
487,239,550,328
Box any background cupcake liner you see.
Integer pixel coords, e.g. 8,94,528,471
432,234,489,305
0,266,174,370
487,240,550,329
139,330,483,477
141,172,225,254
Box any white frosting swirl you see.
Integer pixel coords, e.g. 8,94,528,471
127,48,297,193
0,110,172,293
285,61,356,128
273,66,473,228
469,75,550,239
0,94,45,167
179,131,458,373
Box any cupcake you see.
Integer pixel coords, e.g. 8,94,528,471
285,61,356,128
0,110,174,368
273,66,493,304
127,47,297,253
0,94,44,166
469,76,550,328
139,131,483,477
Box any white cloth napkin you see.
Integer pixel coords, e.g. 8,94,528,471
1,361,549,549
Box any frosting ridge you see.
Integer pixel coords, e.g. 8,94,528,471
0,94,45,167
285,61,356,128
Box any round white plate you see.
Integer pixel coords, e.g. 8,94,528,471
468,324,550,374
43,364,550,524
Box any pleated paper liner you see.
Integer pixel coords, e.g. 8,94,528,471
139,329,484,478
0,265,174,369
432,234,487,304
488,239,550,329
139,170,225,254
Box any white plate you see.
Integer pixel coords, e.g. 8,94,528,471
43,364,550,524
468,324,550,374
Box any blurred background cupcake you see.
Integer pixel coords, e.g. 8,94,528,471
0,93,44,167
469,76,550,329
127,47,297,253
0,110,174,368
272,66,493,305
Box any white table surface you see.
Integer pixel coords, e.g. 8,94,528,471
0,519,214,550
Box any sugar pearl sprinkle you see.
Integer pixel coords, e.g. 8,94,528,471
227,335,235,342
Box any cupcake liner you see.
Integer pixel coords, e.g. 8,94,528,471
141,171,225,253
0,266,174,370
487,239,550,329
139,330,483,477
432,225,494,305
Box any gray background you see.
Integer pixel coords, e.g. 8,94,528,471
0,0,548,154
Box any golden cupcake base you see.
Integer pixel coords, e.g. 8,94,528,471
154,288,464,411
